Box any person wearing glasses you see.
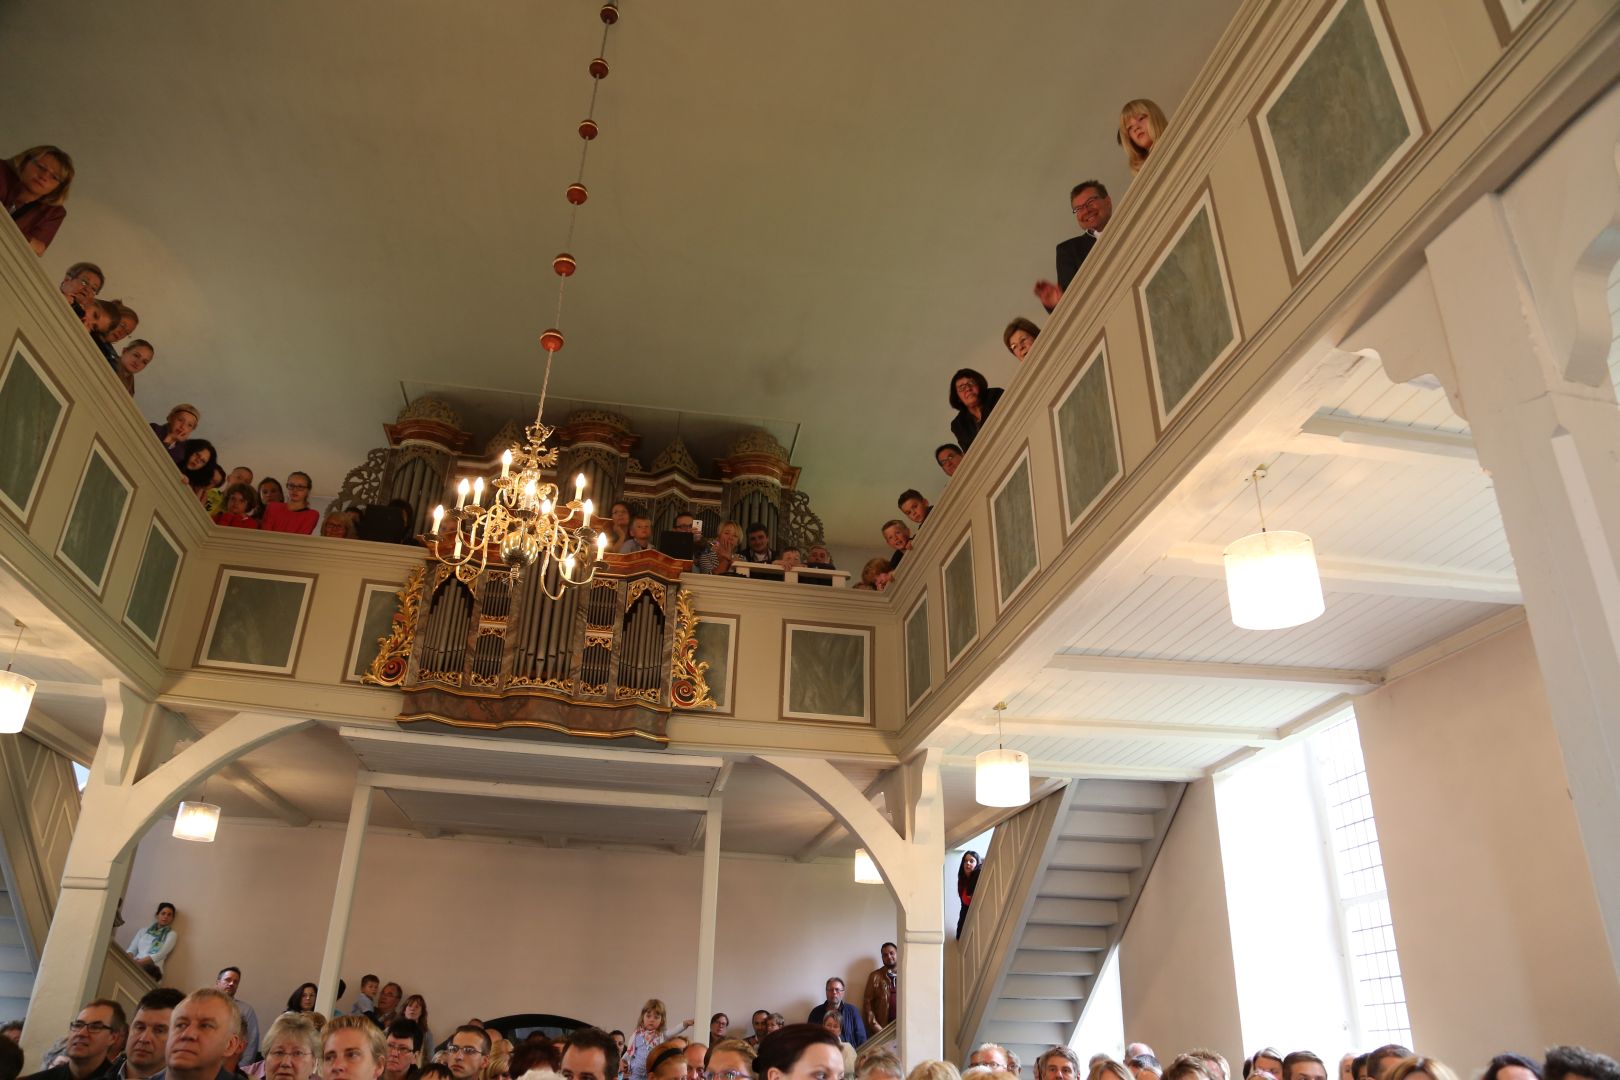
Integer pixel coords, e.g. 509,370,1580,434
443,1027,491,1080
20,1001,125,1080
259,1014,321,1080
1033,181,1114,313
57,262,103,316
1,144,75,255
704,1041,756,1080
261,472,319,534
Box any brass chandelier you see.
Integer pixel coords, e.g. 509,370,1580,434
427,2,626,596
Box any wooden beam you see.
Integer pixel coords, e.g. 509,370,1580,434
1290,409,1478,466
1205,695,1357,775
959,715,1281,746
365,770,711,812
1147,541,1521,605
1045,651,1383,694
220,763,311,827
339,724,725,772
793,770,894,863
941,757,1203,782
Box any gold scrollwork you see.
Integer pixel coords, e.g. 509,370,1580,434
669,588,717,710
363,565,427,687
625,578,666,611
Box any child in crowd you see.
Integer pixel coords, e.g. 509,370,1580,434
350,974,380,1017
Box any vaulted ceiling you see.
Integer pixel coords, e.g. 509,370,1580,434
0,0,1240,551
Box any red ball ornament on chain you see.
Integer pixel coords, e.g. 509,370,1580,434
589,57,610,79
579,118,599,141
540,328,565,353
600,3,619,24
553,253,577,277
566,183,589,206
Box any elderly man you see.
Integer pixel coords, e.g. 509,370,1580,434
969,1046,1018,1075
806,978,866,1047
861,942,899,1032
58,262,103,313
21,1001,125,1080
120,989,184,1080
1034,180,1114,311
166,990,244,1080
1037,1047,1082,1080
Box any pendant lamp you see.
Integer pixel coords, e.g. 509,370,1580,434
975,702,1030,808
853,848,882,885
1222,467,1325,630
0,621,35,735
173,799,221,842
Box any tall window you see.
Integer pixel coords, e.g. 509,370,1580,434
1311,714,1412,1047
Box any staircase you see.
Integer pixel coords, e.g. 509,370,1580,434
0,852,38,1021
954,779,1183,1067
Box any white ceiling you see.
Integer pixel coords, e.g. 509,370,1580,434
0,0,1240,550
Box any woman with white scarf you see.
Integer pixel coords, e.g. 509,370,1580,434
127,901,178,978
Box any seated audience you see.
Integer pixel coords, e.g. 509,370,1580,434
151,404,200,467
321,508,358,538
1120,99,1168,174
813,1016,854,1080
2,144,75,255
948,369,1004,452
1366,1048,1411,1080
1003,317,1039,361
227,465,254,488
605,501,633,551
111,339,154,395
967,1046,1017,1074
1187,1052,1229,1080
167,991,245,1080
706,1041,755,1080
739,523,775,565
179,439,218,498
853,557,891,592
1091,1064,1131,1080
125,901,179,979
1127,1047,1157,1064
806,544,834,569
58,261,103,314
935,444,963,478
214,483,262,529
779,548,802,571
19,998,125,1080
706,1018,729,1046
1034,181,1114,312
444,1027,490,1080
754,1026,840,1080
262,1013,321,1080
1249,1052,1283,1080
1037,1048,1081,1080
560,1029,619,1080
1280,1054,1325,1080
618,514,654,554
82,299,118,337
1544,1047,1619,1080
702,520,742,576
1481,1055,1541,1080
257,478,285,516
898,490,931,525
647,1046,687,1080
1163,1059,1214,1080
400,997,432,1067
679,513,718,573
123,988,185,1080
1129,1059,1163,1080
106,303,139,347
288,984,319,1016
859,1050,905,1080
262,473,319,535
323,1016,385,1080
882,519,912,569
1385,1061,1458,1080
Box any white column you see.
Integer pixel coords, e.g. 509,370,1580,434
315,779,375,1018
693,801,723,1038
1420,194,1620,982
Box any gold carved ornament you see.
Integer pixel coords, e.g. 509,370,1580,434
669,588,717,710
362,564,427,687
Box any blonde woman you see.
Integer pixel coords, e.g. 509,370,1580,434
2,144,75,255
706,520,743,575
1385,1059,1461,1080
906,1062,962,1080
260,1012,322,1080
1090,1063,1133,1080
1119,99,1169,174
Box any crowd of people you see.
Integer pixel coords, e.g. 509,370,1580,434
1,972,1613,1080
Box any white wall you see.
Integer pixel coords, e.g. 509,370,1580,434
1215,741,1354,1060
118,820,897,1041
1117,779,1242,1067
1355,621,1620,1065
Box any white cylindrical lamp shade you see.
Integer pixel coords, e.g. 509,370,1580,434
975,747,1031,808
173,801,221,842
853,848,882,885
1222,529,1326,630
0,670,36,734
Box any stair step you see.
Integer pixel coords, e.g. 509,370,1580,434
0,996,28,1022
1060,810,1156,842
0,971,32,998
1067,780,1169,812
1048,839,1144,871
1028,897,1119,925
1041,869,1132,899
0,893,14,920
1002,973,1090,999
992,1000,1083,1024
0,946,29,974
1007,1047,1051,1073
985,1021,1070,1047
0,918,23,948
1009,949,1099,977
1019,924,1109,951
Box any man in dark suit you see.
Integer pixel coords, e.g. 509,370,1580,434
805,978,867,1046
1034,180,1114,312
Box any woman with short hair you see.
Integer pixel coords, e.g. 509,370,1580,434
126,902,178,979
754,1025,843,1080
1002,318,1039,362
1,145,75,255
1119,100,1169,175
262,1013,322,1080
948,369,1004,453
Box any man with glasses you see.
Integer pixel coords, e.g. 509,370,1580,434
20,1001,125,1080
165,991,243,1080
444,1027,490,1080
1034,180,1114,312
57,262,103,314
382,1021,422,1080
806,977,867,1047
215,967,262,1066
120,988,184,1080
561,1028,620,1080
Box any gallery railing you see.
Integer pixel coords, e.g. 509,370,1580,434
364,549,716,744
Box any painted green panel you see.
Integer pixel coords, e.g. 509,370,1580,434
125,523,180,646
1144,205,1234,416
905,599,931,707
59,452,130,590
1267,0,1411,254
692,619,732,710
205,575,309,669
350,588,401,680
0,354,64,515
944,537,978,661
992,457,1038,604
1056,355,1120,527
787,630,866,719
